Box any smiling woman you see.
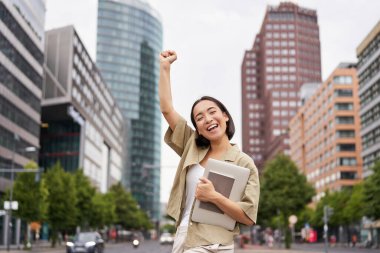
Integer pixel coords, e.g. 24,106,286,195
159,50,260,253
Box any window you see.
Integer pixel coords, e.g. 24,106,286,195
336,130,355,138
338,157,357,166
336,116,354,124
335,103,353,111
333,75,353,84
336,144,356,151
334,89,353,97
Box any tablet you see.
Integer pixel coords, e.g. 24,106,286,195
191,158,250,230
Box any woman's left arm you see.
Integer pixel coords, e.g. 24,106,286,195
196,177,255,226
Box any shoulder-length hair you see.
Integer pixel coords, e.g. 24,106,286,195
190,96,235,147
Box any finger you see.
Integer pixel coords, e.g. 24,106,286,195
199,177,207,183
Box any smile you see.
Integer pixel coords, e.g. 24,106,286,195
207,124,218,131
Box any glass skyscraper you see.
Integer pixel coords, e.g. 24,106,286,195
96,0,162,221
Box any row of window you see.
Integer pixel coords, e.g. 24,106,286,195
358,52,380,85
266,23,295,30
0,64,41,113
0,125,36,159
361,102,380,128
0,2,43,64
363,149,380,171
265,40,296,47
0,32,42,86
0,95,40,136
357,32,380,69
362,125,380,150
360,79,380,108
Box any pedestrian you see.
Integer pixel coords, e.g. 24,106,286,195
159,50,260,253
351,234,357,247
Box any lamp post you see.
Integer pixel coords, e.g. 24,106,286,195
6,133,37,251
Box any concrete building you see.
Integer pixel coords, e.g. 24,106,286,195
41,26,124,192
289,63,363,202
96,0,162,221
241,2,321,171
0,0,46,246
356,21,380,178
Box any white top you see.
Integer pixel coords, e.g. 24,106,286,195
179,164,205,227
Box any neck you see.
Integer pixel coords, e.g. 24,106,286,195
209,135,232,153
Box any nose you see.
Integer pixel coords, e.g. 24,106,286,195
205,114,212,123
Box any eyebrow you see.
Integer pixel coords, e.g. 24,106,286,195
195,106,217,118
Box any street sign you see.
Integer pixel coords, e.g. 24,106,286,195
0,210,6,216
4,201,18,210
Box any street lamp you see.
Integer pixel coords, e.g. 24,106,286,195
6,133,38,251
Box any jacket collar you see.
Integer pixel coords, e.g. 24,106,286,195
183,141,240,169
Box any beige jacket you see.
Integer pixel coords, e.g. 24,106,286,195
164,116,260,247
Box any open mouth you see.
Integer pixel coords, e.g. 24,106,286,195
207,124,218,131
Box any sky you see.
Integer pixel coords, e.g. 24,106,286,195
45,0,380,203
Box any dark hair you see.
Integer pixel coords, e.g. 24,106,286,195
190,96,235,147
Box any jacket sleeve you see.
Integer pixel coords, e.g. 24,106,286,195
164,116,194,157
236,157,260,224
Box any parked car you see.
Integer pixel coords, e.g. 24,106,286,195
160,232,174,245
66,232,105,253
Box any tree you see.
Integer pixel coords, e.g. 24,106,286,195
363,161,380,220
259,154,315,248
73,170,95,229
108,183,152,229
89,192,116,228
44,162,77,247
343,183,365,224
12,161,47,222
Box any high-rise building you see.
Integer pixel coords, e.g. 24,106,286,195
96,0,162,220
0,0,45,246
42,26,124,192
289,63,363,202
241,2,321,171
356,20,380,178
0,0,45,189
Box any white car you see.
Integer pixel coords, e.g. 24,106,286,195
160,232,174,245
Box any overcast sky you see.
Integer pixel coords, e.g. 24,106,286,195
45,0,380,203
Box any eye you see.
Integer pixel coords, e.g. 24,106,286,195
196,116,203,122
210,110,216,115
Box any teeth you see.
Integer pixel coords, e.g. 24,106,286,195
207,124,218,131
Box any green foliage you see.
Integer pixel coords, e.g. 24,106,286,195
363,161,380,220
343,183,365,223
259,154,315,224
295,207,314,231
89,192,116,228
44,162,77,247
259,154,315,249
11,161,47,222
109,183,152,230
161,224,176,234
73,170,96,229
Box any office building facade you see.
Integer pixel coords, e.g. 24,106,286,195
0,0,45,245
42,26,124,192
241,2,321,171
96,0,162,220
356,21,380,178
289,63,363,202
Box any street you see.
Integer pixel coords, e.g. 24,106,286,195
1,240,379,253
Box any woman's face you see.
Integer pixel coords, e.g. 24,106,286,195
192,100,229,142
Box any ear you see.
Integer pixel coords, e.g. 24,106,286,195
223,112,229,122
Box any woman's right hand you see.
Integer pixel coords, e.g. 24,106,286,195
160,50,177,66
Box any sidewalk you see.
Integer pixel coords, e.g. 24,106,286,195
235,244,323,253
0,241,65,253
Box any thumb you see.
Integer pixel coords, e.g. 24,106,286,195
199,177,209,183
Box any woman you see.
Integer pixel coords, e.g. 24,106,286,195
159,50,260,253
